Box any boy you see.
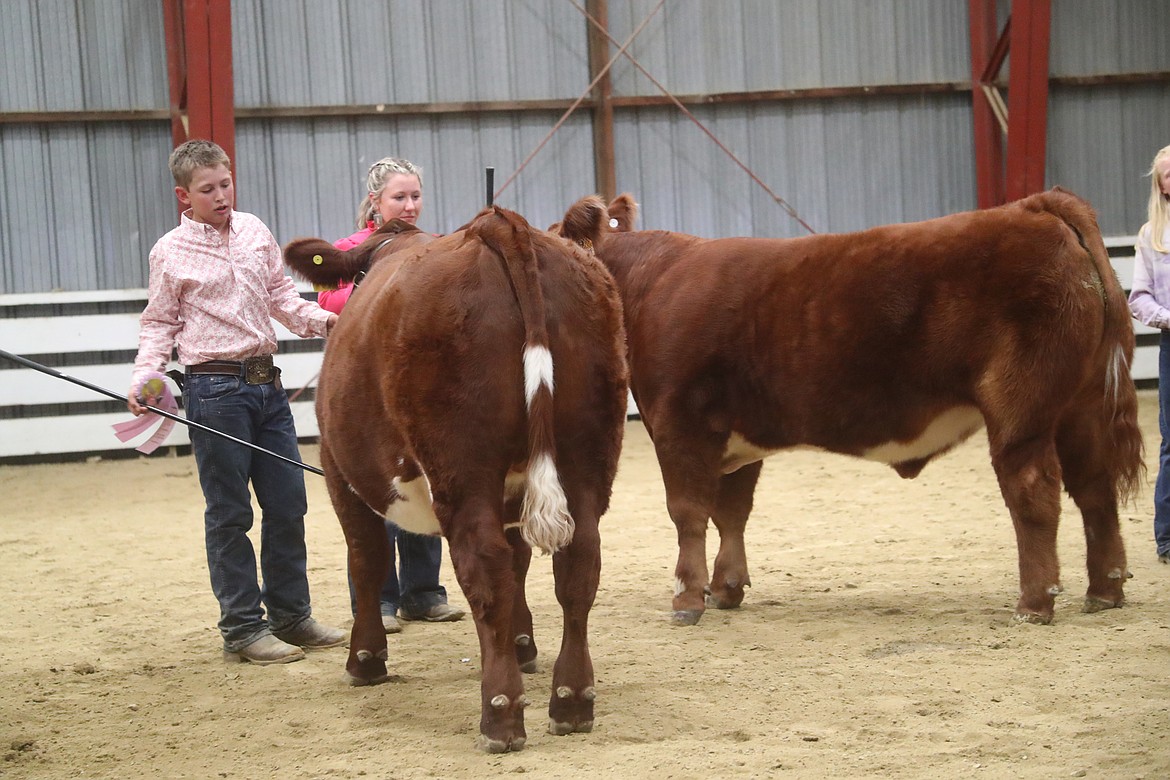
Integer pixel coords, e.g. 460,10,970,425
128,139,344,665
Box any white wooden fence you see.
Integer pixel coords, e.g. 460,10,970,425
0,237,1152,461
0,286,329,459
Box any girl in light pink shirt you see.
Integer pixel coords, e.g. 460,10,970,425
1127,144,1170,563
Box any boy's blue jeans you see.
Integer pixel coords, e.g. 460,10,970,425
184,373,314,652
347,523,448,617
1156,333,1170,557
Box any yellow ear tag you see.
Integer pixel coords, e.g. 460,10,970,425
312,254,324,265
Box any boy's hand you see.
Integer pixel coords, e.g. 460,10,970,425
127,388,147,416
127,377,164,416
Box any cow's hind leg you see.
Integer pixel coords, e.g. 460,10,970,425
660,462,719,626
442,495,528,753
548,489,601,736
989,432,1064,624
504,497,538,673
322,447,390,685
707,461,762,610
1056,412,1129,612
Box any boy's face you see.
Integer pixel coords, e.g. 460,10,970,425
177,164,234,230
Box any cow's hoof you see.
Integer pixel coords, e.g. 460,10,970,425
549,684,595,735
705,591,744,610
1011,611,1053,625
550,718,594,735
346,671,389,687
1082,595,1123,613
476,734,526,753
346,650,389,686
671,609,703,626
519,660,538,674
706,575,748,610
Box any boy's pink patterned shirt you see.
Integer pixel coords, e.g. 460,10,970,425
131,210,330,391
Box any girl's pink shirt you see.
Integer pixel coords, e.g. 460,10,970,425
316,224,375,313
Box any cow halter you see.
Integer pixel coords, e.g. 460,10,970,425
353,234,399,289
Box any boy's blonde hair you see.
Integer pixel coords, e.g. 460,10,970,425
356,157,423,228
168,140,231,189
1144,144,1170,254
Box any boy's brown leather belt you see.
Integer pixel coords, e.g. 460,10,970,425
185,355,277,385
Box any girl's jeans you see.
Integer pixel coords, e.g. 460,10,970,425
346,523,447,617
1155,333,1170,556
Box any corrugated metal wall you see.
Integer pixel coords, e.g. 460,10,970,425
1,0,1167,291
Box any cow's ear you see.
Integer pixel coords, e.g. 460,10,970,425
558,195,607,249
607,193,638,232
283,238,353,286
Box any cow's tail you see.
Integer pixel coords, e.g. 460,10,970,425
1035,188,1146,502
470,206,572,554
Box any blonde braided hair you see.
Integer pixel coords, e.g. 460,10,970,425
355,157,424,229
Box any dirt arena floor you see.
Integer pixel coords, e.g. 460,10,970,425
2,392,1168,779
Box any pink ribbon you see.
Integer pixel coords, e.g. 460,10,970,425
112,372,179,454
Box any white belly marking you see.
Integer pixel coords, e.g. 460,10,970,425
721,434,784,474
862,406,984,464
720,405,985,473
385,473,441,535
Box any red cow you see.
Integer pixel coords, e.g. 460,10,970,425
567,188,1143,627
284,202,628,752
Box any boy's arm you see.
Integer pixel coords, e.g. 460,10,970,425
128,249,182,409
263,228,334,339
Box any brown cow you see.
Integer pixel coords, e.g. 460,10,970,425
284,201,628,752
560,188,1143,627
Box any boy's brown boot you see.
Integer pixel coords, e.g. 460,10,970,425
223,634,305,665
274,617,347,649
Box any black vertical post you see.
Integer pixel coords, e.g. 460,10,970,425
486,167,495,207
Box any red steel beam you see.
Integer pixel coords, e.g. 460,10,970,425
182,0,212,141
968,0,1051,207
969,0,1005,208
162,0,188,148
205,0,236,170
1005,0,1051,202
586,0,616,203
162,0,236,183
